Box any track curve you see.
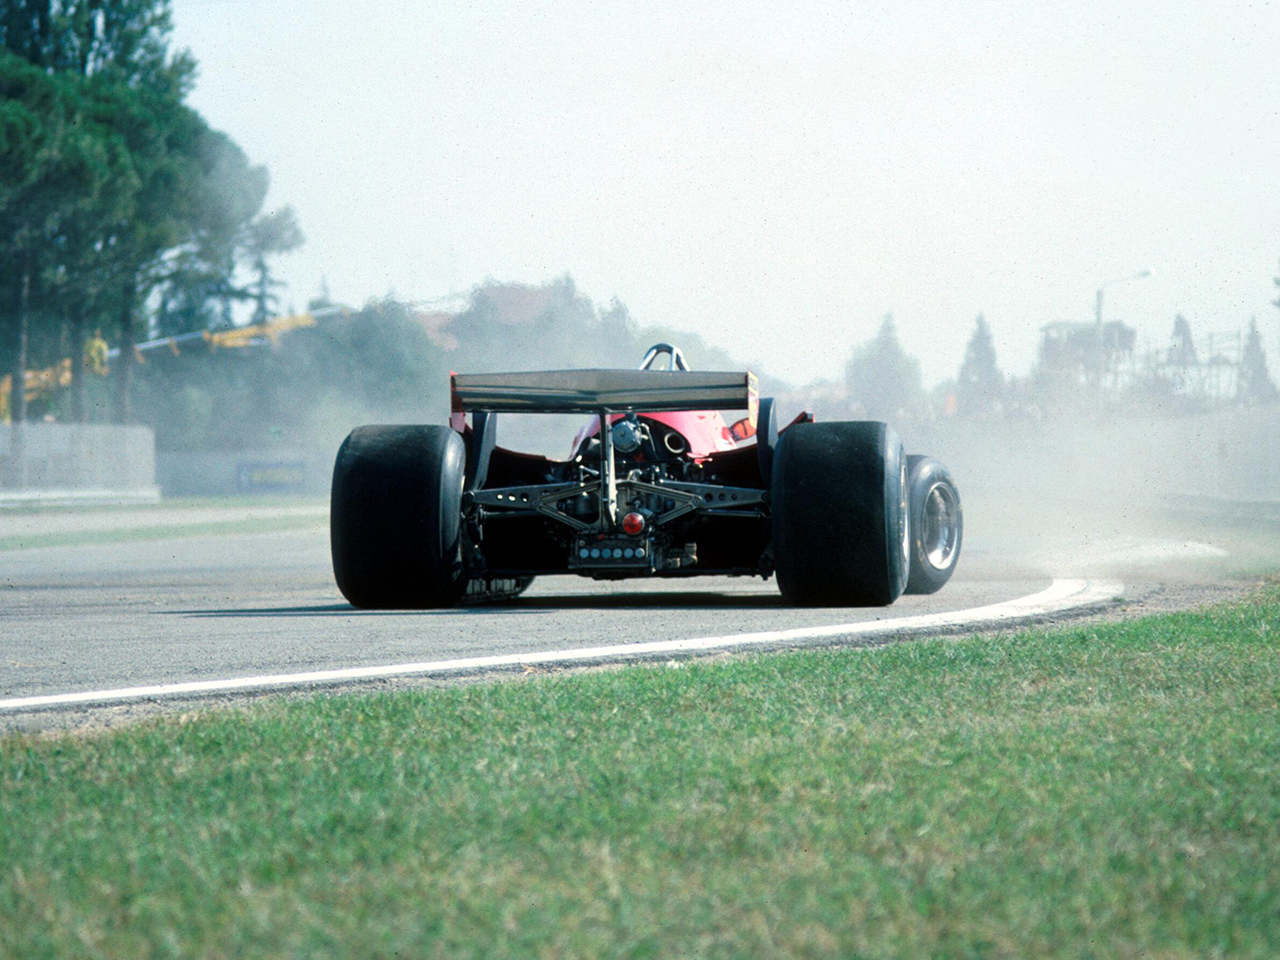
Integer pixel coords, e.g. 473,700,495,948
0,518,1132,717
1,577,1120,712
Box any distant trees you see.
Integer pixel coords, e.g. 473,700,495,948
131,278,770,454
112,270,1280,459
954,314,1003,418
1238,317,1277,404
243,206,305,324
844,314,926,421
1129,313,1278,412
436,275,751,377
446,276,606,373
135,297,449,454
155,130,269,337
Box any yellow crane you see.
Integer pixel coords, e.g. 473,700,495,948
0,308,344,423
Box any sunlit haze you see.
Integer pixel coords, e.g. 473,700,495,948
172,0,1280,386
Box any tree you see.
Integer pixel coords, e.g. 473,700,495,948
0,0,271,426
0,56,57,430
844,314,925,421
0,0,194,92
1238,317,1277,404
91,81,210,421
954,313,1002,418
242,206,304,324
155,129,268,336
598,297,637,366
0,54,122,434
32,66,157,423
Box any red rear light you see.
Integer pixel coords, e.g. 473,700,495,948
622,512,645,535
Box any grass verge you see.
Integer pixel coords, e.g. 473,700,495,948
3,584,1279,958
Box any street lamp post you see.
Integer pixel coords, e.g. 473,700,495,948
1095,268,1152,408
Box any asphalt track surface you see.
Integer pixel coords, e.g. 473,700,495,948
0,498,1263,728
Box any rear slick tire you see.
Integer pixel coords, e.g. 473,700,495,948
771,421,909,607
904,455,963,595
331,424,466,609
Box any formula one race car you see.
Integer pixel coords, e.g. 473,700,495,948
331,343,962,608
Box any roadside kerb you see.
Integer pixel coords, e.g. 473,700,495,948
0,578,1123,713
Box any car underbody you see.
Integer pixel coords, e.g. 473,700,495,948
330,343,963,608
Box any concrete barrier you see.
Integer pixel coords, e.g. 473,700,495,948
0,424,158,497
156,449,331,497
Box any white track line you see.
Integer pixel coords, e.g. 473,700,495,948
0,578,1122,712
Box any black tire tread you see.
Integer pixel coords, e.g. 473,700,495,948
331,425,466,609
772,421,907,607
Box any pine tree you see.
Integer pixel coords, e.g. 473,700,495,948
844,314,925,421
243,206,304,324
0,0,193,91
1238,317,1277,404
955,313,1003,417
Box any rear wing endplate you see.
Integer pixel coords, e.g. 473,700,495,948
452,369,758,419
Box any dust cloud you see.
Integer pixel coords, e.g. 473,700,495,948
122,277,1280,587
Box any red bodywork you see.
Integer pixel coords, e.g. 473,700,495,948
448,345,762,460
569,410,755,460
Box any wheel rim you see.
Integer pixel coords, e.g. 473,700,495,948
920,480,959,570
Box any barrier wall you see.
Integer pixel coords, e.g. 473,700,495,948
156,449,331,496
0,423,157,492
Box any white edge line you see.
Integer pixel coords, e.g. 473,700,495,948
0,578,1123,712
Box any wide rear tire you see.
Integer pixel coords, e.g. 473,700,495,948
331,425,466,609
772,421,909,606
904,455,963,595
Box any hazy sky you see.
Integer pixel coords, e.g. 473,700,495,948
172,0,1280,386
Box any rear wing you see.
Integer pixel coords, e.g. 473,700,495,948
451,368,758,420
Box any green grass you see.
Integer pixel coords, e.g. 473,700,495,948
3,586,1280,958
0,514,327,551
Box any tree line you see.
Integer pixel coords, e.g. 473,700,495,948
837,305,1278,426
55,268,1278,459
0,0,301,431
129,276,795,456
